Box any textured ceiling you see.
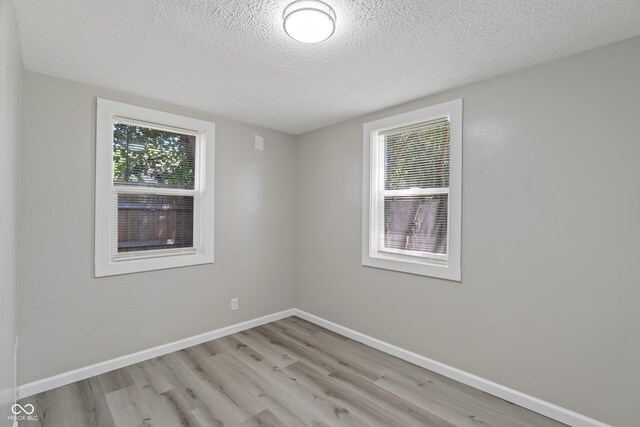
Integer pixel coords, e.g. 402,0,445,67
15,0,640,134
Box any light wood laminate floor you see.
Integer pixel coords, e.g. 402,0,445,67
20,316,566,426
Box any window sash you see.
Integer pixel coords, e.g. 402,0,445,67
110,187,200,262
112,119,199,190
381,187,448,197
109,116,202,262
371,128,450,263
114,116,199,137
112,186,198,196
374,194,449,263
377,246,448,263
378,117,449,136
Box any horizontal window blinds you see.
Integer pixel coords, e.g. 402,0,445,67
113,121,196,189
384,119,449,190
381,118,450,257
384,194,448,255
117,194,194,253
112,120,197,255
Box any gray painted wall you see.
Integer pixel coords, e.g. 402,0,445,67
0,0,22,422
18,72,296,384
295,36,640,426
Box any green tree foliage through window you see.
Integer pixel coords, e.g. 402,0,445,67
384,120,450,190
113,122,196,189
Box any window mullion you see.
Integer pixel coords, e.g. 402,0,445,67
113,186,197,196
382,187,449,197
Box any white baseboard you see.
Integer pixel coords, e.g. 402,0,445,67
292,309,610,427
18,307,609,427
18,309,295,399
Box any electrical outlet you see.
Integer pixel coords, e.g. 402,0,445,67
231,298,239,311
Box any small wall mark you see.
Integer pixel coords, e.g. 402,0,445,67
255,135,264,151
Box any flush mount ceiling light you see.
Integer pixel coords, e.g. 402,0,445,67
283,0,336,44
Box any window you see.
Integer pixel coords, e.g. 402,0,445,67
95,99,215,277
362,99,462,281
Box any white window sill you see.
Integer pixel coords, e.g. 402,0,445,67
95,252,213,277
362,252,461,281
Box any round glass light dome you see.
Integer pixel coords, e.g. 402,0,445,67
283,0,336,44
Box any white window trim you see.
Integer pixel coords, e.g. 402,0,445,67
362,99,462,281
95,99,215,277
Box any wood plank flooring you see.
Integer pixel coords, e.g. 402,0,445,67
19,316,566,426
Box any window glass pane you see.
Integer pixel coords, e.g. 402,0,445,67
383,194,448,255
384,120,450,190
113,122,196,189
117,194,194,253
